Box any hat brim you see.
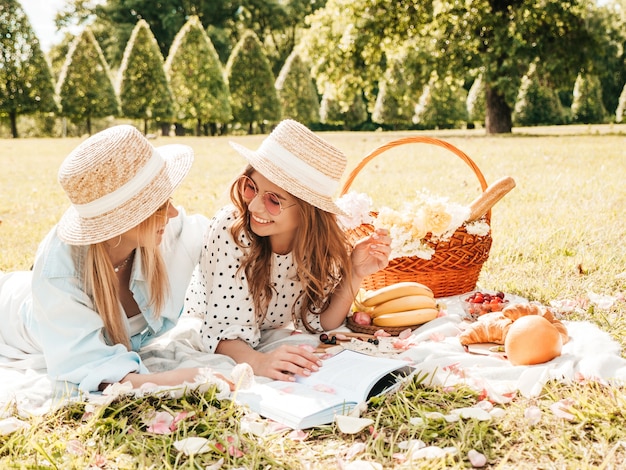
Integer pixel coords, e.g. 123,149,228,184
56,144,193,245
230,141,346,216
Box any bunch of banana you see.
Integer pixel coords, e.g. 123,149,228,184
352,282,439,327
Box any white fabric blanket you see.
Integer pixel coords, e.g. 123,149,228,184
2,295,625,418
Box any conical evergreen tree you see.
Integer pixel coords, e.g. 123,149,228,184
164,16,231,136
118,19,174,135
513,63,564,126
413,72,468,129
571,73,607,124
616,82,626,124
226,30,281,134
275,51,319,126
466,74,486,127
56,28,119,135
0,0,58,138
371,57,413,129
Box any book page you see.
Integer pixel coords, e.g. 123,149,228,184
297,349,413,403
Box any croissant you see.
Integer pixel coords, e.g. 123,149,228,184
502,303,569,344
458,313,513,345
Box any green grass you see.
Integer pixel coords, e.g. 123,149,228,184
1,124,626,468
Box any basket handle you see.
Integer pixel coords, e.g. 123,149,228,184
340,136,491,222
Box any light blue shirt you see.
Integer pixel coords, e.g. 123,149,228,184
23,208,209,393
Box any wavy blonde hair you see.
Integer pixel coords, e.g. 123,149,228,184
84,207,170,349
230,166,352,333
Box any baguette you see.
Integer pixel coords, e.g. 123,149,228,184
467,176,516,222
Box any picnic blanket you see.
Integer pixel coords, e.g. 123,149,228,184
1,294,625,418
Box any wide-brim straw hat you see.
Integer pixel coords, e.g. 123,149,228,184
56,124,193,245
229,119,347,215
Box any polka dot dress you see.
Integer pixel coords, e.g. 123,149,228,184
185,206,322,353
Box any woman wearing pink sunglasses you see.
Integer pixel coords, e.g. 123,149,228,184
186,120,391,381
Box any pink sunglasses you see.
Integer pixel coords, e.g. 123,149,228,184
239,175,296,216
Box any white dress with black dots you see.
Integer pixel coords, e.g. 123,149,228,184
186,206,322,353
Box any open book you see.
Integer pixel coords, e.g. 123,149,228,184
234,349,415,429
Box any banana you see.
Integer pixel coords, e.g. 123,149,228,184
372,308,439,327
361,281,434,307
370,295,437,318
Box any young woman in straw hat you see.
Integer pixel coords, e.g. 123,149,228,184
0,125,211,393
186,119,391,381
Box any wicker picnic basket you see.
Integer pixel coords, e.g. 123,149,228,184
341,136,493,298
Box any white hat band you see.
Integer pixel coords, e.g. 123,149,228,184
74,150,165,218
259,139,339,196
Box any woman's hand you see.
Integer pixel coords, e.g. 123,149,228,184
248,344,323,382
350,228,392,278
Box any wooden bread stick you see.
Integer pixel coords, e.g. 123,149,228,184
467,176,516,222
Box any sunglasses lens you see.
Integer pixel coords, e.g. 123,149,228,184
241,177,257,199
264,193,282,216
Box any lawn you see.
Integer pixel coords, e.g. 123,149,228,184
0,124,625,468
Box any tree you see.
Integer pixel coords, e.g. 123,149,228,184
0,0,58,138
616,82,626,123
117,20,174,135
299,0,612,134
513,62,565,126
466,75,486,127
164,16,231,136
571,73,607,124
56,28,119,135
226,30,281,134
275,51,319,125
412,72,468,130
319,82,367,129
57,0,242,69
371,56,414,129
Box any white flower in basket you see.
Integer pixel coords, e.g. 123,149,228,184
337,190,490,260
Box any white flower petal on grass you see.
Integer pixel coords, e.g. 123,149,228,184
409,417,425,426
468,449,487,467
348,402,368,417
587,291,616,310
173,437,212,455
0,417,29,435
408,445,457,460
550,399,576,421
524,406,542,425
489,407,506,420
397,439,426,451
450,407,492,421
335,415,374,434
204,457,225,470
344,442,367,459
341,460,383,470
424,411,446,420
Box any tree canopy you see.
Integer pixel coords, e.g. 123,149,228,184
0,0,58,138
117,19,174,134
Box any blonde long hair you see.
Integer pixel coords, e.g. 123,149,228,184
85,210,170,349
230,166,352,333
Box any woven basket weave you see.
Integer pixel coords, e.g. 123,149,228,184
341,136,493,298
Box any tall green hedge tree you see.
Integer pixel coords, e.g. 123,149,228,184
226,30,281,134
513,62,565,126
117,19,174,135
0,0,58,138
571,73,607,124
164,15,231,136
371,57,414,130
275,51,319,125
412,72,468,130
616,82,626,123
56,28,119,135
466,74,486,128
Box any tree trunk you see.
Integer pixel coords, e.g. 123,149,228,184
160,122,171,137
9,111,18,138
485,85,512,134
86,116,92,136
144,119,149,135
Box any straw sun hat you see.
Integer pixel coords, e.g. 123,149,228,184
229,119,347,215
56,125,193,245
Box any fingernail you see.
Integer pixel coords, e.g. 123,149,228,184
303,369,311,376
312,364,319,371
